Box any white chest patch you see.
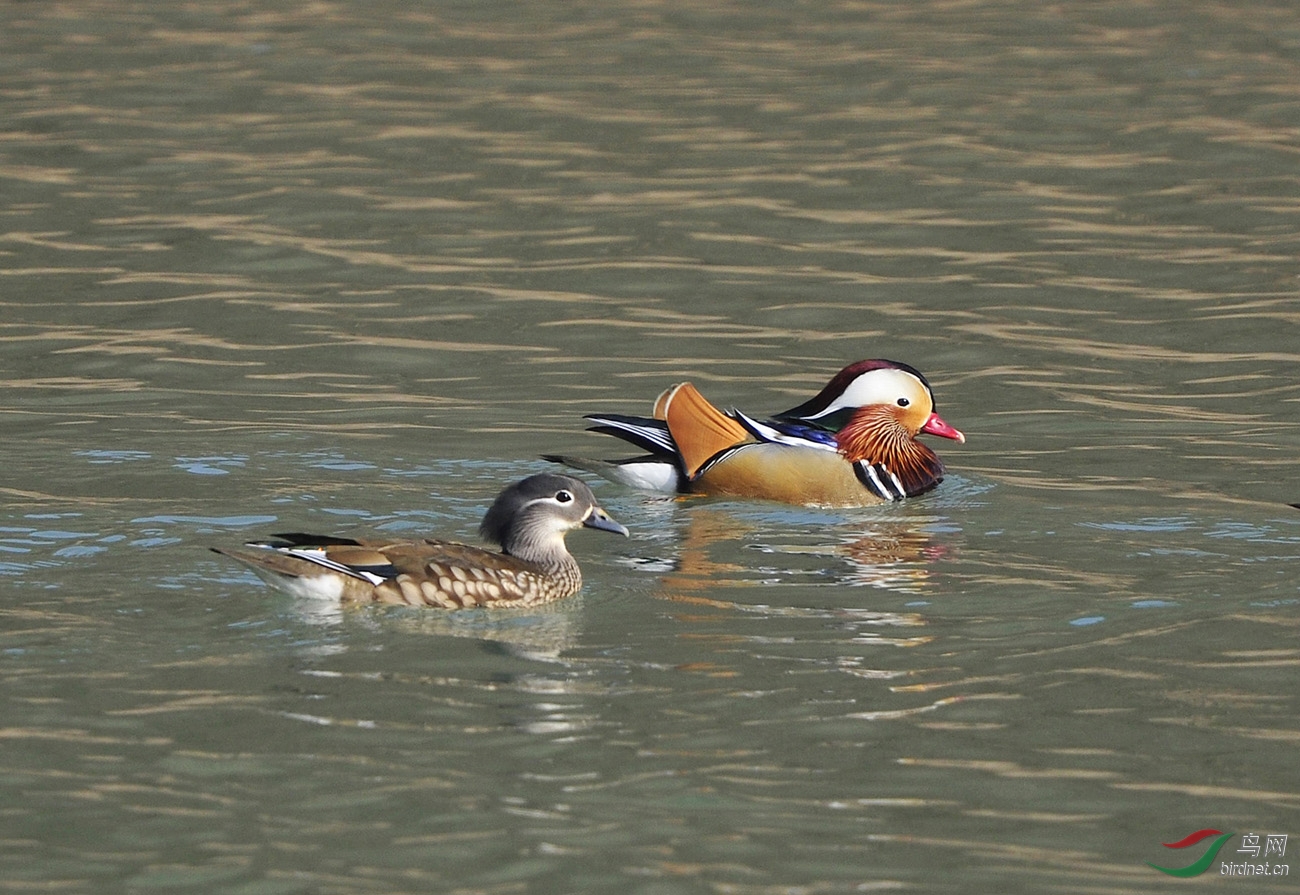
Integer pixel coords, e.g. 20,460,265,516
264,571,348,602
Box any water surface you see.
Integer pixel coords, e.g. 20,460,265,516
1,1,1298,892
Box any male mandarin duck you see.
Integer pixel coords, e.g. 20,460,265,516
212,474,628,609
546,359,965,508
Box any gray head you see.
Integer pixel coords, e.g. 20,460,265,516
479,473,628,562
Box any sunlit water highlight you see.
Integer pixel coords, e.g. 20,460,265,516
1,1,1298,892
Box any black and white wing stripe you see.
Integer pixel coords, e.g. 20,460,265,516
852,462,908,502
584,414,678,456
733,411,840,452
246,541,393,586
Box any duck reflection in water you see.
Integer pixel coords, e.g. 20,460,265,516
646,506,948,605
629,506,942,680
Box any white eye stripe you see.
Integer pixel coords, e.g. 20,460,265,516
521,493,581,511
818,368,931,416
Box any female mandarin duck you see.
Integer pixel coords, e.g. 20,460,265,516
546,359,965,508
212,474,628,609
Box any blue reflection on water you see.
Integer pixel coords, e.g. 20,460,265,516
1070,616,1106,626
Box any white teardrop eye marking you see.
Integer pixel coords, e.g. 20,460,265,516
555,490,574,503
897,397,910,407
822,367,931,416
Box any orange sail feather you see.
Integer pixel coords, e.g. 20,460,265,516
657,382,751,479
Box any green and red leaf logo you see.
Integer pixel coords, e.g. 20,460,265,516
1148,829,1235,877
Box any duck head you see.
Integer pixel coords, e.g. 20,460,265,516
776,359,965,445
480,474,628,566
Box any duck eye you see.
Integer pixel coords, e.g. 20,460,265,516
897,397,910,407
555,490,574,503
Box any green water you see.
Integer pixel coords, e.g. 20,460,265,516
1,1,1297,892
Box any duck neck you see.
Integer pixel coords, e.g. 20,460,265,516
835,407,945,496
502,528,578,574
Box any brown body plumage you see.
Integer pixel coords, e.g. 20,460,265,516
212,474,628,609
